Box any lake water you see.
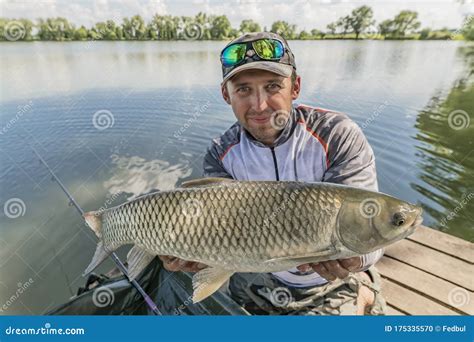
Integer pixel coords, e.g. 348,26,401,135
0,40,473,314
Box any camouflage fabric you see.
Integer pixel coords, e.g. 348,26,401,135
228,266,387,315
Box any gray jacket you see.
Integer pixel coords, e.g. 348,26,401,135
202,103,383,287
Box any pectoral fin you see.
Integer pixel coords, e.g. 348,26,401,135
83,241,111,276
192,267,234,303
127,245,156,280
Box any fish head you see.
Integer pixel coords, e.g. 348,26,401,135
336,191,423,254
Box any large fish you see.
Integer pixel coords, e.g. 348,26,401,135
83,177,423,303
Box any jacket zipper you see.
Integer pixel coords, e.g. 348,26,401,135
270,147,280,181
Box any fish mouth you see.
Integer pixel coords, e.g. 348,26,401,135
412,215,423,227
403,214,423,238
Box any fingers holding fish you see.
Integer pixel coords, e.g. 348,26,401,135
297,255,363,282
339,256,363,272
159,255,207,272
310,262,336,281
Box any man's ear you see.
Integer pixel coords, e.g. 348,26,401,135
221,83,231,104
291,75,301,100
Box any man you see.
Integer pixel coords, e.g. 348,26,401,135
160,32,386,315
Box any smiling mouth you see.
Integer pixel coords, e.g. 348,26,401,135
249,116,270,124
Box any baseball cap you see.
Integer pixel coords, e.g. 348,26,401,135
220,31,297,85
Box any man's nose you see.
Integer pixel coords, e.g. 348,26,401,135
249,89,269,113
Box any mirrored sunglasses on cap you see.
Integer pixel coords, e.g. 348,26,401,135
220,38,286,68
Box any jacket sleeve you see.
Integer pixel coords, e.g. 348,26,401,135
323,117,378,192
202,140,233,178
322,115,383,269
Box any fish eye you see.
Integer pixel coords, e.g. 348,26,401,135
392,212,406,227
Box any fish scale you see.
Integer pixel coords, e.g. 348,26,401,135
107,182,327,268
84,178,422,303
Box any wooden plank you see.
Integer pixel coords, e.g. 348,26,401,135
408,226,474,263
377,256,474,315
386,305,406,316
381,278,459,315
384,239,474,291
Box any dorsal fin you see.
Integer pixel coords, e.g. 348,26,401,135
180,177,235,188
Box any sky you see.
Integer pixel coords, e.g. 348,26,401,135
1,0,473,31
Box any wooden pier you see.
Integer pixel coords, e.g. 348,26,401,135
377,225,473,315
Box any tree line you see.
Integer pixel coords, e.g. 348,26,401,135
1,7,472,42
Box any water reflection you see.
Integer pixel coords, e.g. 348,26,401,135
104,154,192,200
0,40,473,314
413,45,474,241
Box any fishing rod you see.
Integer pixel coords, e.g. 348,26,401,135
31,147,162,315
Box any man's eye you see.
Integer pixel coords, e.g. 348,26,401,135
237,87,250,93
267,83,282,90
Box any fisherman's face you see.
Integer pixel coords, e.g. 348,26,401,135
222,69,301,146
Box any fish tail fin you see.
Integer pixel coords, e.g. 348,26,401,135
83,211,111,276
83,210,103,238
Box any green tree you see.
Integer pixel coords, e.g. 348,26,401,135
326,22,337,35
391,10,421,37
148,15,178,40
419,27,431,39
210,15,231,40
271,20,296,39
348,5,374,39
378,19,395,37
115,26,124,40
0,18,34,41
37,17,74,41
194,12,212,40
228,28,240,39
93,20,118,40
337,15,353,35
311,29,324,39
74,25,88,40
298,30,311,40
122,15,147,40
461,16,474,40
240,19,261,33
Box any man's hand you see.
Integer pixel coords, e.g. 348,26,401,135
296,256,363,281
159,255,208,272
